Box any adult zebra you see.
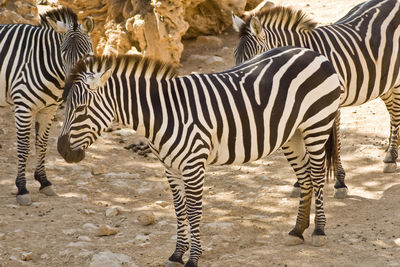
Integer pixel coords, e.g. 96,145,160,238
232,0,400,199
57,47,341,267
0,7,94,205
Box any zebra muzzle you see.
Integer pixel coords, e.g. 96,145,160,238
57,134,85,163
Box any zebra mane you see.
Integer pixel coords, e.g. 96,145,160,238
63,55,177,100
240,6,317,36
40,7,79,31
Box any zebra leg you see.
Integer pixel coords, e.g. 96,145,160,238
381,89,399,173
166,169,189,267
307,143,328,247
332,110,347,199
34,105,57,196
181,163,205,267
282,130,312,245
14,106,33,206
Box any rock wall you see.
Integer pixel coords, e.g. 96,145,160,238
0,0,38,24
55,0,267,65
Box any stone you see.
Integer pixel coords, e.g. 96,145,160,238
78,235,92,242
0,0,38,25
83,223,99,231
106,207,121,217
40,253,49,259
62,229,77,236
21,252,33,261
89,250,138,267
0,233,5,240
205,56,224,65
97,225,117,236
137,211,155,226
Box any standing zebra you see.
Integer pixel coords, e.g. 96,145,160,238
57,47,341,267
0,7,94,205
233,0,400,199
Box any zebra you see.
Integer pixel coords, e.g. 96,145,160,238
0,7,94,206
232,0,400,199
57,47,341,267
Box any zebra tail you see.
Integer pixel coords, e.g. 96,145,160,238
325,120,338,182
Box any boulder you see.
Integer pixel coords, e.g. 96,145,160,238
0,0,38,24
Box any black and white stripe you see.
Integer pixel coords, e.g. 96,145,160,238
0,7,94,205
233,0,400,198
58,47,341,267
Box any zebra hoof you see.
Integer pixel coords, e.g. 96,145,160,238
167,261,184,267
16,194,32,206
39,185,57,196
289,186,300,198
285,234,304,246
334,187,348,199
312,235,327,247
383,162,397,173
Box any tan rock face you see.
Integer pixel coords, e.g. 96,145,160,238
57,0,262,65
0,0,39,24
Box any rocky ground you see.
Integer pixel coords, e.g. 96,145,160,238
1,0,400,266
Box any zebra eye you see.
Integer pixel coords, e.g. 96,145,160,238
75,105,86,113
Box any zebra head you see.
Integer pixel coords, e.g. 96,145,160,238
232,7,317,65
40,7,94,75
57,56,113,163
233,13,270,65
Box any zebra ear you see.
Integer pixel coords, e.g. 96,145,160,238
82,16,94,35
250,16,265,39
46,17,69,34
232,12,245,32
87,69,113,90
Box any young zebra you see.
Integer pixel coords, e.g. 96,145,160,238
0,7,94,205
58,48,340,266
233,0,400,199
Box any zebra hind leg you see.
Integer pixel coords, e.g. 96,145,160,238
306,140,328,247
331,110,348,199
381,89,399,173
282,130,312,245
34,106,58,196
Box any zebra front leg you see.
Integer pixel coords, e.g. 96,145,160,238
34,105,58,196
282,131,312,245
381,89,399,173
14,107,33,205
166,169,189,267
181,163,205,267
332,110,347,199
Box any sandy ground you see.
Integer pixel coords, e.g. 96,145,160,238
1,0,400,266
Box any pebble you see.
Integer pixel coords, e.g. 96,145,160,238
78,235,92,241
40,253,49,259
205,56,224,65
137,211,155,226
96,225,117,236
83,223,98,231
91,165,107,175
21,252,33,261
394,238,400,246
67,241,91,247
0,233,5,240
89,251,137,267
62,229,77,235
83,209,96,215
105,207,121,217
